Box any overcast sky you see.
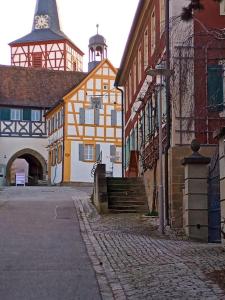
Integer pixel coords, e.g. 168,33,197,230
0,0,138,71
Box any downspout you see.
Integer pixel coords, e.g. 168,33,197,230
62,102,65,184
115,86,124,178
165,0,170,226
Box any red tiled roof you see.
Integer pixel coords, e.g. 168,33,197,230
0,65,87,108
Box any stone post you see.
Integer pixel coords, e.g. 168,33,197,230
93,164,109,214
182,140,210,242
216,127,225,244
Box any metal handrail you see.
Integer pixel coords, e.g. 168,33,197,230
91,151,102,177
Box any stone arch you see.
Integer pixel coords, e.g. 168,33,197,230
6,148,47,186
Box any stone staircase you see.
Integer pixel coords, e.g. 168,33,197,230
107,177,149,213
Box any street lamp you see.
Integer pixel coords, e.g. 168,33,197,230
146,63,173,234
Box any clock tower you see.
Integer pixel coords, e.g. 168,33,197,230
9,0,84,71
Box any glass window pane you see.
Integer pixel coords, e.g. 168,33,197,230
11,109,21,121
31,110,41,121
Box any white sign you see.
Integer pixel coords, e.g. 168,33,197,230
16,173,26,186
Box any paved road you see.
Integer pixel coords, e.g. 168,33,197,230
0,186,101,300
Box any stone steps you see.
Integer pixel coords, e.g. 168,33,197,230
107,177,148,213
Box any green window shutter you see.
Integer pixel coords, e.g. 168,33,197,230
95,144,101,161
208,65,224,110
0,108,10,121
94,109,100,125
79,108,85,124
23,108,31,121
111,110,117,126
79,144,84,161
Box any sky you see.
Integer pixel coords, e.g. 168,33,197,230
0,0,138,71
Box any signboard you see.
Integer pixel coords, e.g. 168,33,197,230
16,173,26,186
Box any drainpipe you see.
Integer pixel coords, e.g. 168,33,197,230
115,86,124,178
165,0,170,226
62,102,65,184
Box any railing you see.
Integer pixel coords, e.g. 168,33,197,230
0,120,46,138
91,151,102,177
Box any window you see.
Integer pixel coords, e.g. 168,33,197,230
129,72,132,103
111,110,122,126
144,29,149,68
133,58,137,94
32,52,42,68
48,120,51,135
138,47,142,83
84,144,94,161
220,0,225,15
54,115,58,130
73,61,77,71
31,110,41,121
57,144,63,163
207,65,224,111
11,109,22,121
111,145,122,163
151,9,156,54
160,0,165,36
57,111,61,127
85,109,95,124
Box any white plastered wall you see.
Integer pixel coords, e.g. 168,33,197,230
70,141,122,183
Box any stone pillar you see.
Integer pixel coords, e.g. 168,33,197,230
182,140,210,242
217,128,225,244
93,164,109,214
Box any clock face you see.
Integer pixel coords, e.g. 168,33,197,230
34,15,50,29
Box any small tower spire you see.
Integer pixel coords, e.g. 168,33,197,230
88,25,108,72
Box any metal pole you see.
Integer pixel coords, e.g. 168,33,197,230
158,76,165,234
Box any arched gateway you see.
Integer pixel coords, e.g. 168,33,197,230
6,149,47,186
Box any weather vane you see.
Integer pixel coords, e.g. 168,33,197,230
96,24,99,34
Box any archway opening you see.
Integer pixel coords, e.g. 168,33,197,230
6,149,46,186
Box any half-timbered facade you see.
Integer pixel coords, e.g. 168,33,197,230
46,58,122,184
0,65,86,185
9,0,84,71
115,0,225,228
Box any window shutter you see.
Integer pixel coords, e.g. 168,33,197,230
111,110,117,126
207,65,224,110
79,108,85,124
95,144,101,161
79,144,84,161
94,109,100,125
110,145,116,162
0,108,10,121
23,108,31,121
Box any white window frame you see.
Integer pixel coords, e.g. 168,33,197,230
85,109,95,124
31,110,41,121
151,8,156,54
117,111,122,126
115,146,122,163
220,0,225,15
11,109,22,121
160,0,165,36
84,144,94,161
144,29,149,68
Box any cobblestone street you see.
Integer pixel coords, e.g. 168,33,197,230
74,197,225,300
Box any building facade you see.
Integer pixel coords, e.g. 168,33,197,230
9,0,83,71
115,0,225,228
0,66,86,185
46,34,122,184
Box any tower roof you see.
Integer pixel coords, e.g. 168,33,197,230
89,25,107,47
9,0,83,54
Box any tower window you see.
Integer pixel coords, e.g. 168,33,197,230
32,52,42,68
73,61,77,71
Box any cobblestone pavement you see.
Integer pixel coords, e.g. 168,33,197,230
73,196,225,300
